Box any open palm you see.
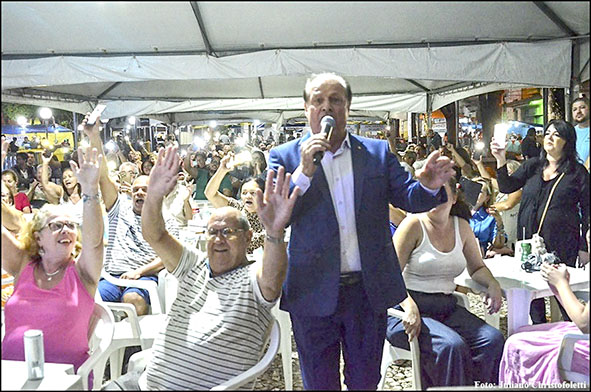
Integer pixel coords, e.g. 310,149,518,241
71,147,101,190
255,166,300,235
148,146,180,199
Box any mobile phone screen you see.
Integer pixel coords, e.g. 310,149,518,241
459,176,483,207
493,124,508,148
87,104,107,125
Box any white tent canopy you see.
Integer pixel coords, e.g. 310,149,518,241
2,2,589,123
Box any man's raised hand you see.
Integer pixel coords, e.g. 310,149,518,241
416,150,455,190
255,166,300,237
148,146,179,199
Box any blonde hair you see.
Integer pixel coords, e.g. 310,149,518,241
473,177,494,208
18,204,82,259
505,159,521,175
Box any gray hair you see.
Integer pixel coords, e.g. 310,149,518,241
36,164,52,178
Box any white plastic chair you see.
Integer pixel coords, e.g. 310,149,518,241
77,301,115,390
271,303,293,390
127,318,281,390
378,292,471,390
96,270,167,381
557,333,590,383
101,301,167,381
100,269,164,315
157,268,178,314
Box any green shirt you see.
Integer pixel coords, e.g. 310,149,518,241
192,169,233,200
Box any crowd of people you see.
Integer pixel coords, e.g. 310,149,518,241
1,74,589,390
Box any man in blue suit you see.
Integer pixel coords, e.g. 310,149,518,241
268,73,456,390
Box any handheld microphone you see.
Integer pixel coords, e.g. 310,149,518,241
313,116,336,166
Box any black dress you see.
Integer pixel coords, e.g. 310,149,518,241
496,157,589,266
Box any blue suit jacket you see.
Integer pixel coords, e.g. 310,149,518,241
269,133,447,317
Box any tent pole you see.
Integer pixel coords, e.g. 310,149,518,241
407,112,413,142
426,93,432,130
543,88,549,124
72,112,78,149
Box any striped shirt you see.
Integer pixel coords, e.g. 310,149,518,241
145,246,276,390
105,195,178,275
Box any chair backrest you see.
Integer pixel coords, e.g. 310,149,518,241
557,333,590,383
87,302,115,353
100,269,163,315
157,269,178,314
78,301,115,390
211,318,280,390
136,318,280,391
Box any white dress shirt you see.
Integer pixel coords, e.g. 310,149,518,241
292,133,441,274
292,133,361,273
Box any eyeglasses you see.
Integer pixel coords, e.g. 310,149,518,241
206,227,245,240
46,221,78,233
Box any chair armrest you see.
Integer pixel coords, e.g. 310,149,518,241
452,291,471,309
210,320,280,391
105,302,144,342
127,348,153,373
386,307,421,389
77,348,109,389
101,270,163,314
558,333,590,372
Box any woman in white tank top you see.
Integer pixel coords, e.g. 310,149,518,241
385,176,504,388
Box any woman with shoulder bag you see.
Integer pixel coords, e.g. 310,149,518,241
490,119,590,324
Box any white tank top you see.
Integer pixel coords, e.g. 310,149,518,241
402,215,467,294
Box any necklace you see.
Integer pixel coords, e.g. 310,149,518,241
40,264,62,281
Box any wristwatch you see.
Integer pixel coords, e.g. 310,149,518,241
265,233,285,244
82,193,100,202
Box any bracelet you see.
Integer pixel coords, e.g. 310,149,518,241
82,193,100,203
265,233,285,244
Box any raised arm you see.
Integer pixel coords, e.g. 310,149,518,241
204,154,233,208
71,147,104,294
142,146,184,272
386,131,403,161
1,201,25,234
82,115,118,211
490,189,522,212
1,224,30,278
254,166,300,302
183,152,198,180
490,137,507,169
39,152,63,204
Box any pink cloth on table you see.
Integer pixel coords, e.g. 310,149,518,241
1,260,94,372
498,321,589,385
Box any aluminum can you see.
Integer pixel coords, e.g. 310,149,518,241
24,329,44,380
520,242,532,263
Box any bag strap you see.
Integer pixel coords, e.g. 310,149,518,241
536,172,565,234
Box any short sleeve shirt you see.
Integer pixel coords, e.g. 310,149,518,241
105,195,179,275
145,246,276,390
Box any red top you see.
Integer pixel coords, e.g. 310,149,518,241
13,192,31,212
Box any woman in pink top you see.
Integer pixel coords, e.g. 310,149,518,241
498,230,589,385
1,143,104,374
